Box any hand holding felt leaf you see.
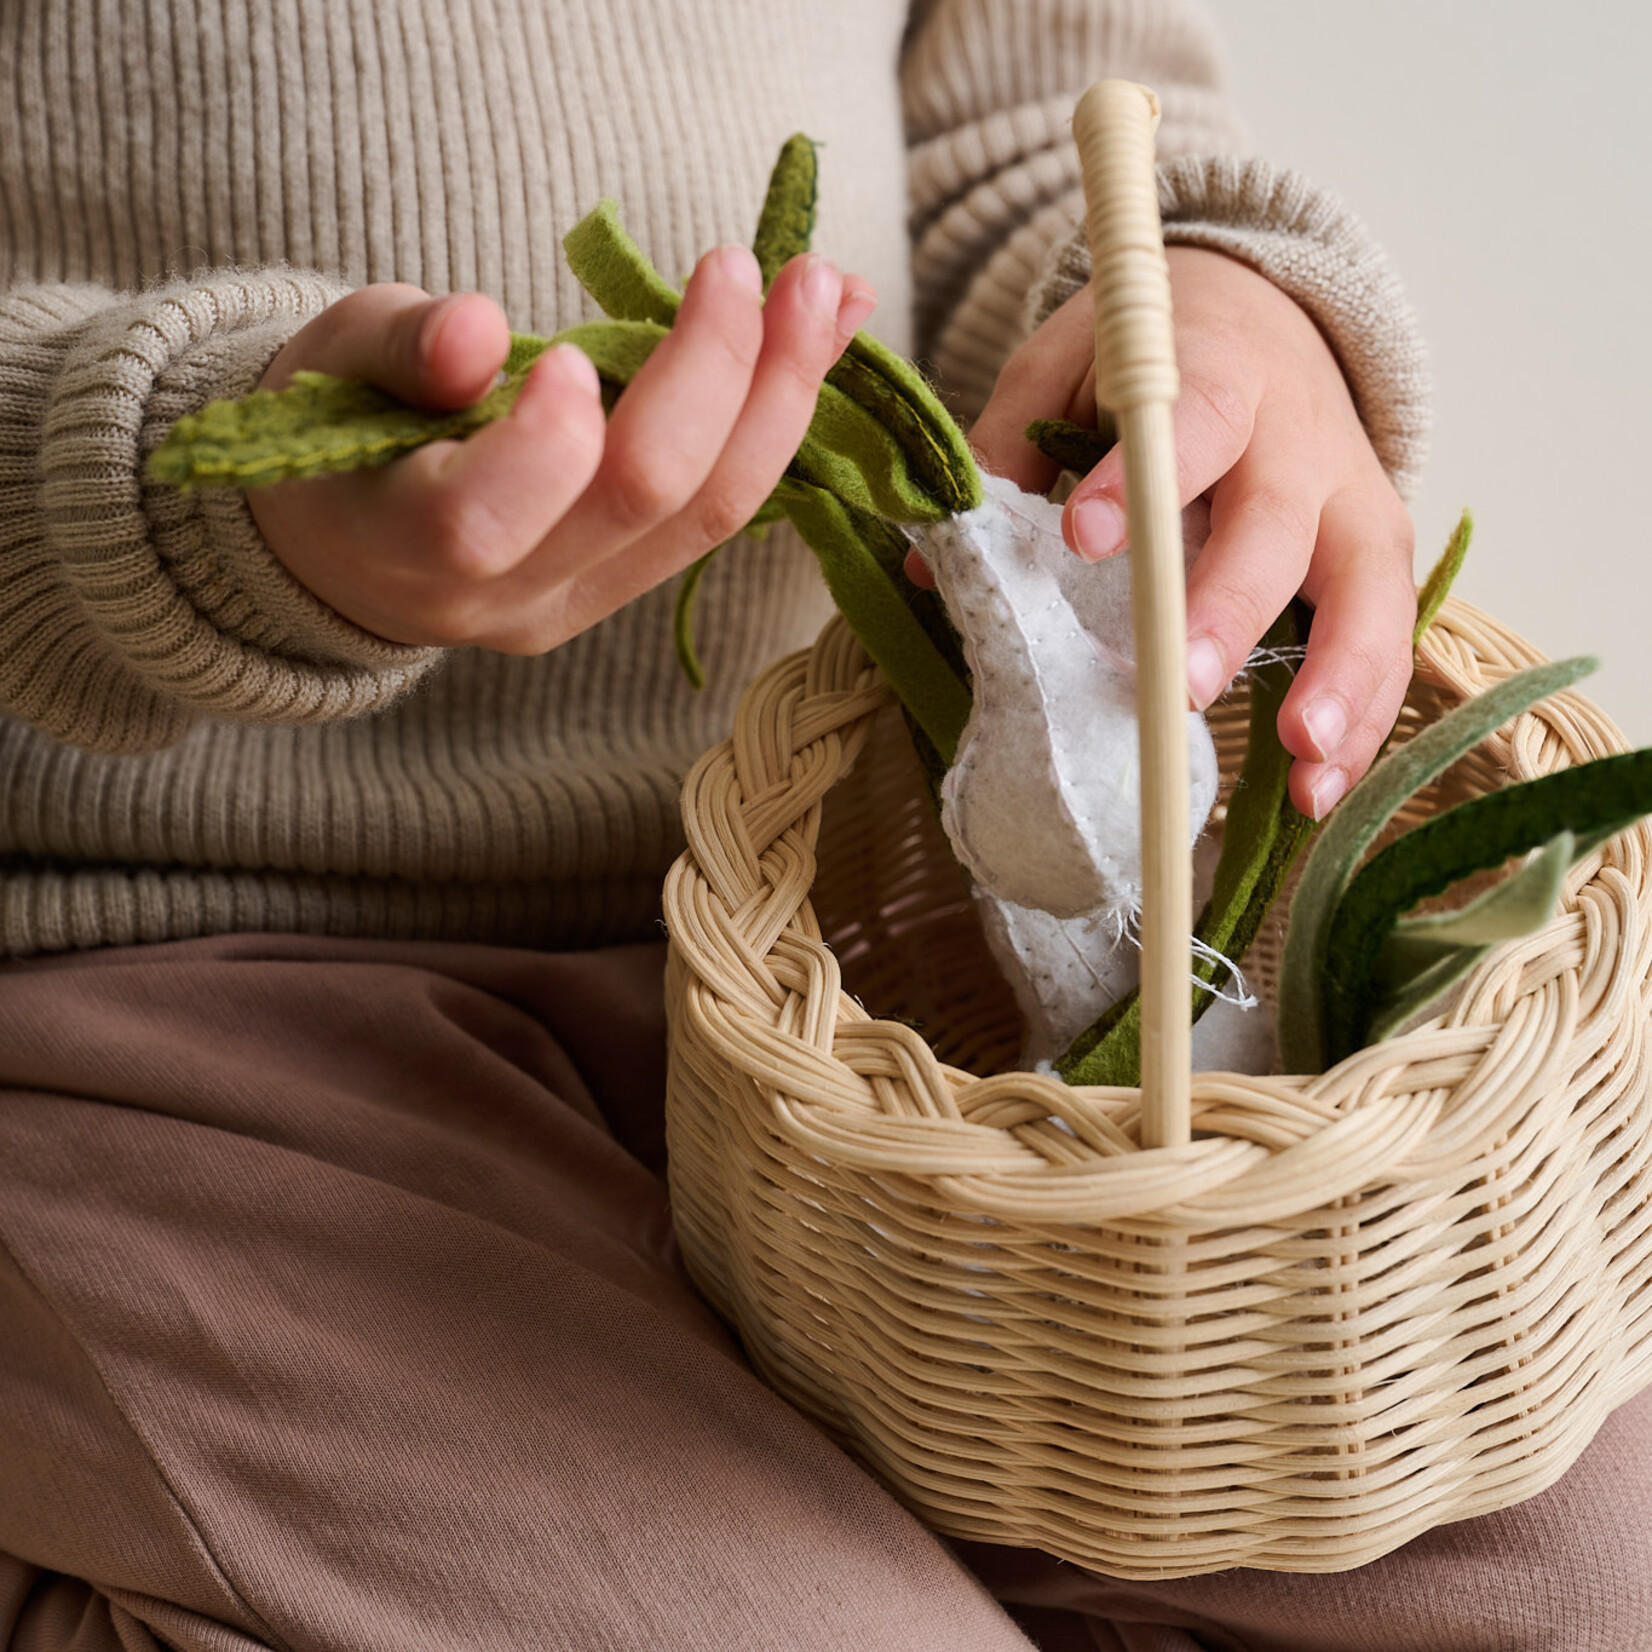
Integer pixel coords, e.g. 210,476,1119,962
237,243,876,660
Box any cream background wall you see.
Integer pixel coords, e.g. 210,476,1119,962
1213,1,1652,741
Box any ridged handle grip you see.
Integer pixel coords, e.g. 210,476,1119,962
1074,80,1190,1147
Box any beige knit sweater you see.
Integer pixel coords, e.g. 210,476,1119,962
0,0,1428,957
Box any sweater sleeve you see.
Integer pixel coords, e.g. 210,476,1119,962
902,0,1249,418
0,269,443,755
901,0,1431,499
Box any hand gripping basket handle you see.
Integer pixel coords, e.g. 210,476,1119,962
1073,81,1191,1147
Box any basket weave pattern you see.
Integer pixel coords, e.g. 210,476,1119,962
662,601,1652,1577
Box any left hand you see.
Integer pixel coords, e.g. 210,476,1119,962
964,245,1417,820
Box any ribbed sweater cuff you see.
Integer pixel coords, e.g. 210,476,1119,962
1024,156,1432,499
2,270,440,753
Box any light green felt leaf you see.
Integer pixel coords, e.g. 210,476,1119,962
1319,743,1652,1061
1275,654,1597,1074
1382,830,1576,957
1361,831,1575,1043
1414,509,1473,647
1055,605,1315,1087
563,199,682,326
753,134,818,288
147,320,667,490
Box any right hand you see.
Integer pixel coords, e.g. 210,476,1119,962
248,247,876,653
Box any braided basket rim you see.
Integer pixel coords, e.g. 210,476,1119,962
666,598,1649,1212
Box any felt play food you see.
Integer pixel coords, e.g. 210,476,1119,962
912,472,1219,922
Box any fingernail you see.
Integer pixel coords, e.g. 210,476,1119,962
1303,697,1349,761
544,342,600,397
1071,496,1126,561
1309,765,1348,820
836,278,878,337
1187,635,1227,709
715,244,764,294
802,255,844,319
418,293,467,364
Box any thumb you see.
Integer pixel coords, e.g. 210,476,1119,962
259,284,511,410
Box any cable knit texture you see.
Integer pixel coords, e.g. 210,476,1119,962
0,0,1427,956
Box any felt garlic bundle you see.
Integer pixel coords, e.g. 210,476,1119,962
914,473,1217,921
910,474,1274,1071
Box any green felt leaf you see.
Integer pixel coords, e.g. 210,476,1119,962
753,134,818,289
147,320,668,490
145,371,507,489
1414,509,1473,647
1024,416,1117,477
808,335,982,520
1275,654,1598,1073
774,477,971,762
504,332,553,374
1320,746,1652,1060
563,199,682,326
673,551,716,691
1382,832,1574,957
1360,830,1576,1045
1056,605,1315,1087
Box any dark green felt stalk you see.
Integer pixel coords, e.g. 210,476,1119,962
672,554,716,691
775,478,971,762
1024,416,1118,476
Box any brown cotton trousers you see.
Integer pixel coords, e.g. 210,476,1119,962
1,934,1649,1652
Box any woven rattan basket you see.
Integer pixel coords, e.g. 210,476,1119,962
660,85,1652,1577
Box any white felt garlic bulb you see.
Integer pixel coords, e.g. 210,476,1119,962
912,473,1219,924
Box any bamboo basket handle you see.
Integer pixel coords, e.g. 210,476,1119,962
1073,81,1190,1148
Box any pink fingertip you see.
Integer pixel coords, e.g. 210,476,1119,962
1071,495,1126,561
801,255,845,320
1187,636,1227,710
837,280,878,337
1308,765,1349,820
1303,696,1350,762
542,342,600,398
713,243,764,294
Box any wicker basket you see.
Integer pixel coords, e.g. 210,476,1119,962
659,84,1652,1577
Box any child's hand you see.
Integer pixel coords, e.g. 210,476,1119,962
248,247,877,655
967,246,1417,820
